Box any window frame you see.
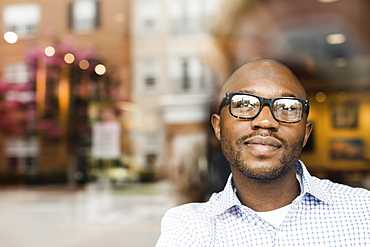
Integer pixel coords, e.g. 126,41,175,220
3,3,40,38
68,0,100,33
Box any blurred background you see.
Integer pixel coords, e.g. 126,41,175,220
0,0,369,246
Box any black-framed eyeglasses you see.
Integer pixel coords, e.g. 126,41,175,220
218,92,310,123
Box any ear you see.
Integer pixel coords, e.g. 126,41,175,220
302,121,313,148
211,113,221,141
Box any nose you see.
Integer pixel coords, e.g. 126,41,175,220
250,105,279,131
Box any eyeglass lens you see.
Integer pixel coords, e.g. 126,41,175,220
230,94,303,122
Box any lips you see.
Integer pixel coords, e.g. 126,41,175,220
243,136,282,154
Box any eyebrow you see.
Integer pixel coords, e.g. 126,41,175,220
279,92,298,98
237,89,297,98
238,89,256,94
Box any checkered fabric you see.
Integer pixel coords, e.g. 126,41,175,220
156,161,370,246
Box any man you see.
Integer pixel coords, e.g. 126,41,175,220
156,59,370,246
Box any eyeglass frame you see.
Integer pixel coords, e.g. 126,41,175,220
218,92,310,123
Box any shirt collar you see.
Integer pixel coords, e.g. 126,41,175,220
211,174,241,216
297,160,331,203
211,160,331,216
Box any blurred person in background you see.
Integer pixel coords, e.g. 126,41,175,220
156,59,370,246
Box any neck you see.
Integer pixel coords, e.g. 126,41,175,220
231,166,300,212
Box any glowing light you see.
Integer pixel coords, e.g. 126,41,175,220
318,0,339,2
333,57,348,67
79,59,90,70
95,64,106,75
315,92,326,103
337,91,348,101
114,13,125,23
64,53,75,64
44,46,55,57
326,33,346,45
4,31,18,44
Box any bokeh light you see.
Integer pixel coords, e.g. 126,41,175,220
337,91,348,102
333,57,348,68
95,64,106,75
79,59,90,70
315,92,326,103
64,53,75,64
318,0,339,2
326,33,346,45
44,46,55,57
114,12,125,23
3,31,18,44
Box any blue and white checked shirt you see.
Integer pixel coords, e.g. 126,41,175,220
156,161,370,246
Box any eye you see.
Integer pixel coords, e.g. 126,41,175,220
230,95,260,116
275,99,301,111
232,99,254,108
242,101,253,107
279,105,297,111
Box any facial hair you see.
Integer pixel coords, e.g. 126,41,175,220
220,128,304,180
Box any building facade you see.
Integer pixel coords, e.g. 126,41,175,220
0,0,131,185
130,0,221,198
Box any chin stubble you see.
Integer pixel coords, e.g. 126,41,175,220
220,129,304,180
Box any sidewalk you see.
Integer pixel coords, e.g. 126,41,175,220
0,181,178,247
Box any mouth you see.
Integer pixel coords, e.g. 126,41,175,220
243,136,282,154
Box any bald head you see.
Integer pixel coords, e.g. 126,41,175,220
211,58,313,189
219,59,307,103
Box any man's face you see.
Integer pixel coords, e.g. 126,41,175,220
212,61,312,180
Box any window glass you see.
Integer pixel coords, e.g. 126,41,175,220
170,0,205,35
3,3,40,38
4,63,30,84
135,1,162,34
137,57,162,92
172,57,208,93
71,0,99,32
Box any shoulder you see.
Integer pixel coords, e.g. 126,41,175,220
163,191,222,223
299,161,370,202
156,192,223,246
314,176,370,196
313,176,370,207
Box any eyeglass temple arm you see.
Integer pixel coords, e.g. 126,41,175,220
217,97,229,114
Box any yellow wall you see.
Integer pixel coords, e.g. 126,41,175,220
301,92,370,172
